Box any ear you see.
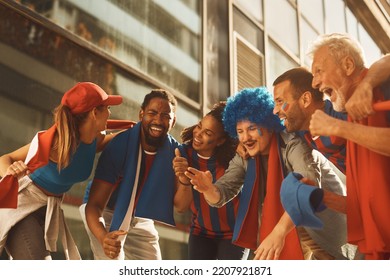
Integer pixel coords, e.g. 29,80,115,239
342,55,355,76
171,116,176,128
139,109,144,121
91,107,98,120
300,91,312,108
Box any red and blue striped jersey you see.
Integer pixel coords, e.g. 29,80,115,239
134,151,156,208
298,100,347,173
184,145,240,239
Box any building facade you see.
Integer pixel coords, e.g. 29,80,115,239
0,0,389,260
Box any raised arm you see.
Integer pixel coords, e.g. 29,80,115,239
173,181,193,213
310,109,390,156
185,153,246,207
345,54,390,120
185,167,221,205
173,148,193,212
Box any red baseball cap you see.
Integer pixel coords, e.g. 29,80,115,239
61,82,123,114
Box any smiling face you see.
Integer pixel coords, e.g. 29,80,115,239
311,46,352,112
192,115,226,157
273,80,307,132
236,120,272,157
139,97,176,151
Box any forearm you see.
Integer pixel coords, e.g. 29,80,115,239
0,155,12,177
174,183,193,213
203,184,222,205
85,203,109,244
85,181,113,245
211,155,245,207
335,121,390,156
275,212,296,236
364,54,390,87
276,212,295,235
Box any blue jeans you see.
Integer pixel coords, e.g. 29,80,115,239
6,206,50,260
188,234,249,260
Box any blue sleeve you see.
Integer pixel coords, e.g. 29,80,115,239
324,100,347,120
177,143,189,159
82,180,92,203
94,131,128,185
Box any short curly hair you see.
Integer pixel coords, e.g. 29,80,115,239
222,87,284,138
180,101,238,167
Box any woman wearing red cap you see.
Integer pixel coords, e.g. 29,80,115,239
0,82,124,260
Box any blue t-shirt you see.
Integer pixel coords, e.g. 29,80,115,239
30,139,97,194
91,124,179,227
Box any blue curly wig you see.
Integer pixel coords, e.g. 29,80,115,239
222,87,284,138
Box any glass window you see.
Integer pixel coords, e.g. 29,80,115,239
267,40,299,88
324,0,346,33
358,25,382,66
205,0,230,110
234,0,263,23
346,7,359,39
0,4,197,260
299,0,324,33
233,7,264,52
22,0,202,103
301,19,319,67
265,0,299,56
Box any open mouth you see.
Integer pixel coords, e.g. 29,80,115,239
244,141,256,150
278,114,287,126
193,137,202,146
322,87,333,97
149,125,163,137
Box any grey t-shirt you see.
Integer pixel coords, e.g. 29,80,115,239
212,131,355,259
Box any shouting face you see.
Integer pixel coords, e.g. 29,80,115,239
311,46,352,112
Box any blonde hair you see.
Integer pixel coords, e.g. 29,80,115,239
52,104,90,170
307,33,366,69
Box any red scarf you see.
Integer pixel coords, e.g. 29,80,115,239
346,87,390,259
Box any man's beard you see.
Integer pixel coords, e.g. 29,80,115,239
144,133,165,148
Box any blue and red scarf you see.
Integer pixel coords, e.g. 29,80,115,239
109,122,178,231
232,134,303,259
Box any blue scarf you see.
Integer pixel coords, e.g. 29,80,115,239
110,122,178,231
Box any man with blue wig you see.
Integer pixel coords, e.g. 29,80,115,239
185,87,355,260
